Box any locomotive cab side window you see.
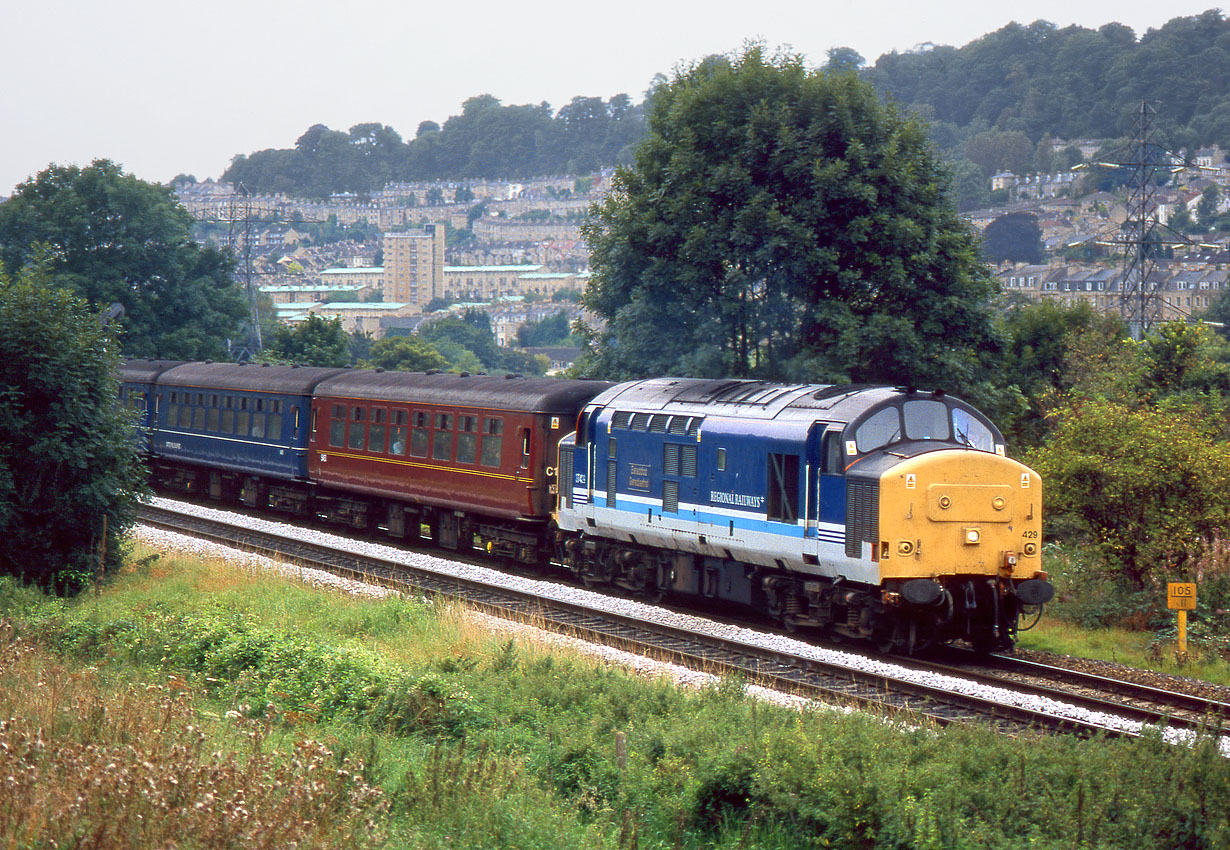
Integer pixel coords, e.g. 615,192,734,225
822,430,844,473
952,407,994,452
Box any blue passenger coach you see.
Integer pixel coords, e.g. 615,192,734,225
147,362,347,505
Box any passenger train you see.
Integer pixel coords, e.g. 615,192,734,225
121,360,1052,653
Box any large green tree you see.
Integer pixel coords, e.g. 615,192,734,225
579,45,1001,395
0,264,147,593
262,314,349,366
0,160,247,360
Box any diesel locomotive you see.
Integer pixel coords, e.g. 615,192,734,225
121,361,1052,653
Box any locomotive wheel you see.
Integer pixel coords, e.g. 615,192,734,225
874,619,901,654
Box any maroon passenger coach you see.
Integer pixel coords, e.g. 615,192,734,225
307,370,610,559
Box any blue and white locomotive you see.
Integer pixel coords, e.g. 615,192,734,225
554,378,1052,652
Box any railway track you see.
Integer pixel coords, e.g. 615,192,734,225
138,501,1230,747
901,647,1230,737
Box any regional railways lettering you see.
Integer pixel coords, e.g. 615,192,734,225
709,491,765,508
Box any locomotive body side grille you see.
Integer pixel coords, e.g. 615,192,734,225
845,479,879,558
559,448,573,510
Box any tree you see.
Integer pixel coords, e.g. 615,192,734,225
262,314,349,366
824,47,865,73
995,300,1121,444
580,45,1001,398
1198,185,1221,228
0,263,147,593
0,160,247,360
1028,400,1230,587
367,335,449,372
963,130,1035,178
982,213,1044,264
517,310,576,347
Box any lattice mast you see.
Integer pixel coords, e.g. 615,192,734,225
1116,101,1166,337
225,183,263,360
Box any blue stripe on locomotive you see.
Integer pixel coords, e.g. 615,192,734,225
153,390,312,481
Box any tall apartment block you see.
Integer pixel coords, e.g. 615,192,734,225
382,224,446,312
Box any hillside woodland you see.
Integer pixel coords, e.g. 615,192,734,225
222,10,1230,207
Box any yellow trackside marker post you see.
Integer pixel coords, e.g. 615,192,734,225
1167,582,1197,663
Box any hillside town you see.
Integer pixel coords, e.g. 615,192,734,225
172,139,1230,357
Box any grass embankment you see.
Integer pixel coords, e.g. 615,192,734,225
2,545,1229,850
1024,544,1230,687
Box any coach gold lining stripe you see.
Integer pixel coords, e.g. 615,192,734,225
320,450,534,483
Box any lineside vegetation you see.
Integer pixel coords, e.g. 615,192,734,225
1,548,1226,849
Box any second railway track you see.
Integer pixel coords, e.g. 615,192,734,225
138,499,1230,750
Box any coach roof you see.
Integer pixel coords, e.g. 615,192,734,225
316,370,611,413
156,362,349,394
120,359,190,383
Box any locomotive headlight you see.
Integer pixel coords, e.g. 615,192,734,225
964,527,981,545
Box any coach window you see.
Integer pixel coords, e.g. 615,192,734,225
192,400,206,431
237,400,250,436
179,395,193,429
854,406,901,453
520,428,532,467
368,409,387,453
221,397,235,434
456,415,478,464
410,412,429,457
348,407,367,450
207,396,219,432
432,414,453,461
166,392,178,427
717,448,726,472
251,399,266,439
268,400,282,441
329,404,346,447
390,410,408,455
480,417,503,467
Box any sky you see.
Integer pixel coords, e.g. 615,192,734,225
1,1,1224,195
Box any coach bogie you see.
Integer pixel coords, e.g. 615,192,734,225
315,493,374,530
266,482,309,515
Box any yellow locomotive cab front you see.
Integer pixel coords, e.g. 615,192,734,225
876,449,1043,583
